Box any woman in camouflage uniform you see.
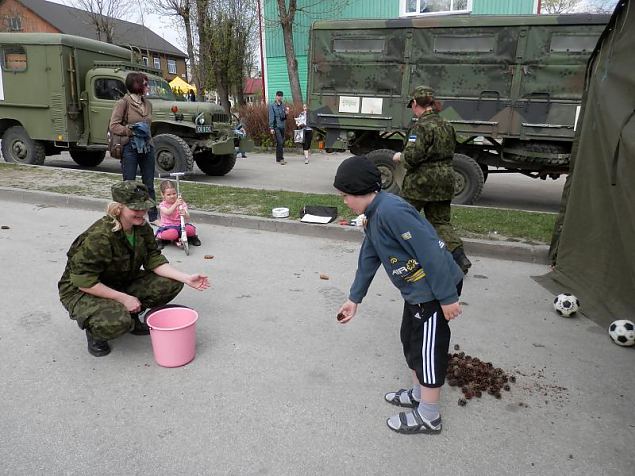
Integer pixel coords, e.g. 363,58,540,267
393,85,472,274
58,181,209,357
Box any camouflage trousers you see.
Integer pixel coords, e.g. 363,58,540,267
405,198,463,253
64,272,184,340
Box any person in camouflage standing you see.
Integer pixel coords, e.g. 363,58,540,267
58,181,209,357
393,85,472,274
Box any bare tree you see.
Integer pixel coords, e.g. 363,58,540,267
147,0,202,96
541,0,618,14
67,0,132,43
192,0,257,112
268,1,350,104
582,0,619,13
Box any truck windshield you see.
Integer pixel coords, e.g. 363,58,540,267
147,79,176,100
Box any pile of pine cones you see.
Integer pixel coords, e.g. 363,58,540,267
447,345,516,406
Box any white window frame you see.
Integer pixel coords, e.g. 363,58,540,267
399,0,472,17
142,56,148,66
153,57,160,69
167,59,177,74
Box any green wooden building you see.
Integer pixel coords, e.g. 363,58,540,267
261,0,539,101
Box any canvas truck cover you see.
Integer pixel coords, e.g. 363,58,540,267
539,0,635,326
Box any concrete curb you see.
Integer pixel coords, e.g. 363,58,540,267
0,186,550,264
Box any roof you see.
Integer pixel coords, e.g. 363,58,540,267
18,0,187,58
0,32,132,58
312,13,611,30
244,77,262,95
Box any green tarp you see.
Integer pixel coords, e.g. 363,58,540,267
541,0,635,327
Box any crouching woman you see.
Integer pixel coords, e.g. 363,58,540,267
58,181,209,357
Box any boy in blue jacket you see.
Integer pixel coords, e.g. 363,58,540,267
335,155,464,435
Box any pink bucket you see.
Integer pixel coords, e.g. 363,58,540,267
146,307,199,367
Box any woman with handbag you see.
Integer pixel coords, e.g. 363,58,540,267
109,72,158,223
295,104,313,164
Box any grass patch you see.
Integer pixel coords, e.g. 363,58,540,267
453,207,556,243
0,163,556,243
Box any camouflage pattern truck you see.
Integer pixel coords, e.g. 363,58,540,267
0,33,246,176
307,14,608,204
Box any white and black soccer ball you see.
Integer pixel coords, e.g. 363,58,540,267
553,293,580,317
608,320,635,347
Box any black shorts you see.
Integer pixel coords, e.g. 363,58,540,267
400,282,462,388
302,129,313,151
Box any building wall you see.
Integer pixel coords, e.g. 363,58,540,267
263,0,537,102
0,0,59,32
140,51,187,82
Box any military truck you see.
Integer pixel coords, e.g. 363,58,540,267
0,33,246,176
307,15,609,204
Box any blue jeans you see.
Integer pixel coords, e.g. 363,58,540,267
121,143,158,221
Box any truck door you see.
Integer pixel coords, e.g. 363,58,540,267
88,76,126,144
410,26,517,139
512,26,601,140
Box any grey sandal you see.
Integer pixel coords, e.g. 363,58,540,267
384,388,419,408
386,409,442,434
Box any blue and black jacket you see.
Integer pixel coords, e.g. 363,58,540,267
349,192,463,305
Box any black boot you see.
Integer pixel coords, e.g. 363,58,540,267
85,329,111,357
188,235,201,246
130,312,150,335
452,247,472,275
155,238,166,250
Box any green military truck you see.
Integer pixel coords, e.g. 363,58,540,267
307,14,608,204
0,33,245,176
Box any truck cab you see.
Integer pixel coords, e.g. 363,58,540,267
0,33,247,176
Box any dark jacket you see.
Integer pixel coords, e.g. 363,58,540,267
349,192,463,305
268,102,287,129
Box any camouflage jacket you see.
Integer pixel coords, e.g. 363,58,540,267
58,217,168,307
401,110,456,202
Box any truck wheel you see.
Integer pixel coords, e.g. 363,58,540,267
69,149,106,167
1,126,46,165
194,152,236,176
453,153,485,205
153,134,194,176
367,148,401,195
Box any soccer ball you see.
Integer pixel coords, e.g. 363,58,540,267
608,320,635,347
553,293,580,317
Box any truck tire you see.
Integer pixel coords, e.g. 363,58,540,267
453,153,485,205
69,149,106,167
1,126,46,165
504,141,570,166
153,134,194,176
194,152,236,176
367,148,401,195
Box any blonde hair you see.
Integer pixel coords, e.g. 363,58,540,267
106,202,124,232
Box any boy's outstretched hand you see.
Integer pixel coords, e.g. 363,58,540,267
336,299,358,324
441,301,461,321
186,274,210,291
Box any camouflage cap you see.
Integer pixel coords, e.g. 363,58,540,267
111,181,155,210
407,85,435,108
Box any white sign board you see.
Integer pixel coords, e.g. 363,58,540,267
339,96,360,113
361,97,383,115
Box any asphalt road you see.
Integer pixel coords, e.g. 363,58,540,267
1,199,633,475
42,150,565,213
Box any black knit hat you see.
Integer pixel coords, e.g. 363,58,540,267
333,155,382,195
